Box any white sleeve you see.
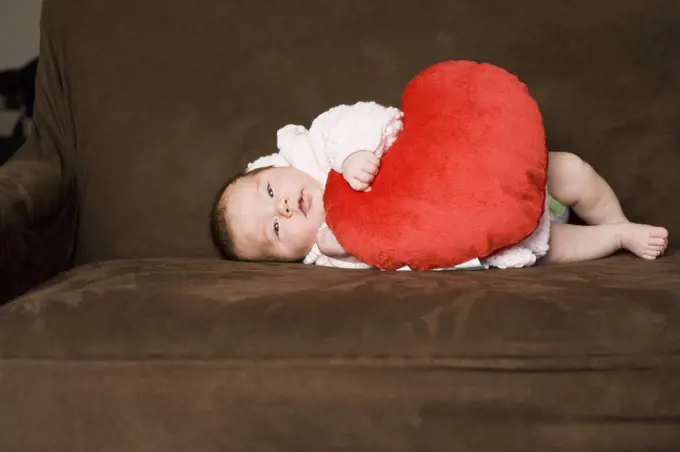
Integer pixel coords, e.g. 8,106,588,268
275,125,330,184
307,101,403,174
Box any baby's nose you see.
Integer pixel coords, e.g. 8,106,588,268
277,197,294,218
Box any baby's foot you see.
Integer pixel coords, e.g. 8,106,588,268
617,223,669,260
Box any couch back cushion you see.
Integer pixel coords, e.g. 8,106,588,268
42,0,679,263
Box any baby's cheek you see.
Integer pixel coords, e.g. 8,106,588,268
303,225,320,250
288,224,316,257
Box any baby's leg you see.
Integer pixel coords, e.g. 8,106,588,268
542,222,668,264
547,151,628,224
545,152,668,261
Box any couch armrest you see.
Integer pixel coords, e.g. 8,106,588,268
0,1,81,304
0,142,77,304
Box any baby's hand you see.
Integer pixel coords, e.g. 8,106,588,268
316,227,348,258
342,150,380,191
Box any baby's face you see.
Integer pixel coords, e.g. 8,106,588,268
225,166,325,261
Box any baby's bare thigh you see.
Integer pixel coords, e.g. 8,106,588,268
547,151,590,206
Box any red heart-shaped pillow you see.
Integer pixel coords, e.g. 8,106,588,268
323,60,548,270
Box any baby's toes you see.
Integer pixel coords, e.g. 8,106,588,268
649,236,666,247
650,226,669,240
642,247,660,259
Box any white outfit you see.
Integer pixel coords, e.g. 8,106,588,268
246,101,550,270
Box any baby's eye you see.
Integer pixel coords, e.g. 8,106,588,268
273,219,280,236
267,183,274,198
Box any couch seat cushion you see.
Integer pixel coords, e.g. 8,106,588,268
2,255,680,359
1,255,679,451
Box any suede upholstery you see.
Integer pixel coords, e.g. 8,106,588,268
1,0,679,450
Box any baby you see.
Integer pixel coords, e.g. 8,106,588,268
211,102,668,268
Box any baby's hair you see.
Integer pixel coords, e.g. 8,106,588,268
210,166,271,260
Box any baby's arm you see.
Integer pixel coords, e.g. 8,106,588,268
275,101,402,190
316,227,362,262
307,101,403,184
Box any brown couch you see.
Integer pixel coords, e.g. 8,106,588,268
1,0,679,450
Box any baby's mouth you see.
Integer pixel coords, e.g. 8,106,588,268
298,192,308,218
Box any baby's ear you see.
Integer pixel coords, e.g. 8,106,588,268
276,124,309,152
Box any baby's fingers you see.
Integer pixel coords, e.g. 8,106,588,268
348,178,370,191
364,159,380,176
366,153,380,167
353,170,375,184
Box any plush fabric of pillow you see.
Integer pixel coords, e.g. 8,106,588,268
323,60,548,271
